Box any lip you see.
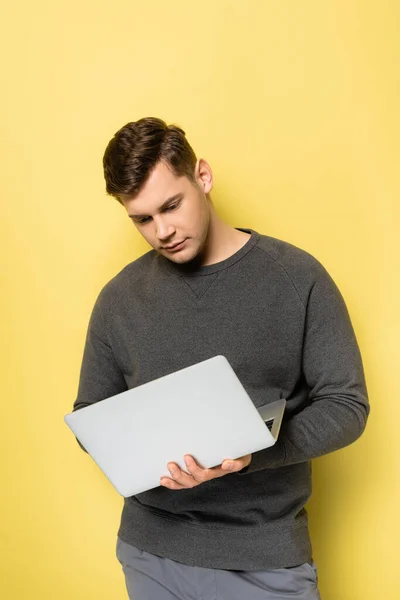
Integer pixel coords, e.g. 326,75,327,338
163,239,187,251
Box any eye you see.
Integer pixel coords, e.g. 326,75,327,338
165,201,180,212
137,216,151,225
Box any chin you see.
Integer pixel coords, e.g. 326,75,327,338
163,243,200,265
167,251,195,265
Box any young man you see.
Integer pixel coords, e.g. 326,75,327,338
73,117,369,599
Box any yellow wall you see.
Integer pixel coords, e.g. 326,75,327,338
1,1,398,598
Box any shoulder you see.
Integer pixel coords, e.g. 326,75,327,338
255,233,325,273
93,249,158,309
254,232,334,304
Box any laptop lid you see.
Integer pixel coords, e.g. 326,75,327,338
65,355,286,497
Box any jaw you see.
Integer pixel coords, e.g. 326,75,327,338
159,238,205,266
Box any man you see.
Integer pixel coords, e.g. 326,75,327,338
72,117,369,599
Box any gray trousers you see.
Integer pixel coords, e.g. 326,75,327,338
116,538,321,600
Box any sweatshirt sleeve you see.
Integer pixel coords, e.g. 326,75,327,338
71,289,128,452
241,266,370,474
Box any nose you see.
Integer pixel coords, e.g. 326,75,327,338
154,216,176,241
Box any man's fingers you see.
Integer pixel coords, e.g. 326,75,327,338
221,454,251,472
167,462,197,487
160,454,252,490
160,477,186,490
221,459,243,472
184,455,217,483
184,455,248,479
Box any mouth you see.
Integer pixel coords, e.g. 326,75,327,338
163,239,187,252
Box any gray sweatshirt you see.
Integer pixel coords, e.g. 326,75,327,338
73,229,369,570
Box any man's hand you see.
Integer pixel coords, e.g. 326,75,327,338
160,454,252,490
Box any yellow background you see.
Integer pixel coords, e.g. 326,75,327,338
1,1,398,598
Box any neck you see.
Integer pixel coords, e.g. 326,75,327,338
198,210,251,267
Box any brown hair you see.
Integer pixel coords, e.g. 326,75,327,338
103,117,198,203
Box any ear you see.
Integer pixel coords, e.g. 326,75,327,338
195,158,213,194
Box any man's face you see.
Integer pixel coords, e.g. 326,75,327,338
119,159,213,265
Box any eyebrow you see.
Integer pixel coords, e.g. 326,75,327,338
128,193,183,220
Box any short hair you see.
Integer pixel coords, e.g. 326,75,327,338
103,117,198,204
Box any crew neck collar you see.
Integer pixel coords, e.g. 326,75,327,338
157,228,260,277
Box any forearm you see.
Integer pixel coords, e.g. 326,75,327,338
242,391,369,473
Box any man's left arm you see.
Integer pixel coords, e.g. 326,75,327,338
240,266,370,475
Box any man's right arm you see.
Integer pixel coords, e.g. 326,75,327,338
72,289,128,452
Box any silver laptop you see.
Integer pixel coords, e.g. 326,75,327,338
65,355,286,497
